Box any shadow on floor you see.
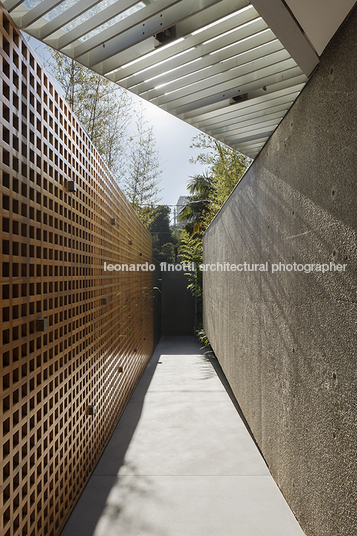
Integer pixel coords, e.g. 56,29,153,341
60,341,164,536
61,336,204,536
60,336,273,536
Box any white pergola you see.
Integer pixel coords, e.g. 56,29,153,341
5,0,355,158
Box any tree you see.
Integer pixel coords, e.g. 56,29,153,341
47,50,132,179
189,133,250,229
159,243,176,264
178,229,203,314
178,172,216,234
122,105,162,225
46,50,163,218
147,205,177,263
178,134,250,327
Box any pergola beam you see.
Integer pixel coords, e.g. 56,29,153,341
250,0,319,76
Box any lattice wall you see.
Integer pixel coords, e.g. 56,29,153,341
0,7,154,536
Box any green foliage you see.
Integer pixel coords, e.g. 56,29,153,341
190,133,251,229
181,134,249,240
178,230,203,274
179,133,250,324
159,243,176,263
123,105,162,211
196,327,214,356
148,205,171,235
178,229,202,295
47,50,132,179
178,172,216,234
147,205,177,263
133,205,159,229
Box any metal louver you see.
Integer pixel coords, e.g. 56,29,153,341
4,0,320,158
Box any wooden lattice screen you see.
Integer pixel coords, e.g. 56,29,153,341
0,6,154,536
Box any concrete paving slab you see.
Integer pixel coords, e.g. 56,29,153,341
93,425,269,477
141,353,227,392
60,336,305,536
63,475,305,536
117,392,247,430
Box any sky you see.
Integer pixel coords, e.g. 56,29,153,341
134,96,206,207
27,36,208,213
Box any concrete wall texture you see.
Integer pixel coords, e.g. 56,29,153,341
203,7,357,536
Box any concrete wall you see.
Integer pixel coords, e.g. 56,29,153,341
203,7,357,536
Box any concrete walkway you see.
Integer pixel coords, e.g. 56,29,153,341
61,336,305,536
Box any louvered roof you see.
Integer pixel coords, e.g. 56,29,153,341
4,0,324,158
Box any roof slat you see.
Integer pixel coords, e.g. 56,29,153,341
231,130,274,145
210,106,292,135
141,40,285,101
181,75,307,120
39,0,107,40
129,26,274,95
232,138,270,150
54,0,152,50
110,3,258,83
3,0,25,13
18,0,64,29
196,90,302,129
76,0,226,67
157,54,296,110
220,115,284,141
8,0,319,158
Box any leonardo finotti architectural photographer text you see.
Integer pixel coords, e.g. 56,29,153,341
104,262,347,273
103,262,195,272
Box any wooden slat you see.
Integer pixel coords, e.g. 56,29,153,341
0,7,154,536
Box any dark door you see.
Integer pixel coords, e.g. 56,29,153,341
161,270,195,335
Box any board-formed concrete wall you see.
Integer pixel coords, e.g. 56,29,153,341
203,7,357,536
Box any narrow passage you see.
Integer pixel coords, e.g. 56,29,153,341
61,336,305,536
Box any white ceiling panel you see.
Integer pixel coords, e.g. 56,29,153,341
4,0,352,158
